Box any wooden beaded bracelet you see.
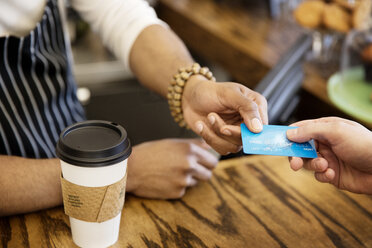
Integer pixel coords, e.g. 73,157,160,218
167,63,216,128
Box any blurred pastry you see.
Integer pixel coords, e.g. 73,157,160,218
352,0,372,30
323,3,351,33
361,43,372,83
294,0,325,29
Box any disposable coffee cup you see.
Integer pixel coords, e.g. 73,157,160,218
56,120,131,248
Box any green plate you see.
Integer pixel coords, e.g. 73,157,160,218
327,67,372,124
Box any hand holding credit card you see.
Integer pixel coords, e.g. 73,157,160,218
241,124,317,158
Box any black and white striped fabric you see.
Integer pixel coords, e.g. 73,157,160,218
0,0,85,158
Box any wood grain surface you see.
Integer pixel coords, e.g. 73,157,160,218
1,155,372,248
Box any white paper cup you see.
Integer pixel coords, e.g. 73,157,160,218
56,121,131,248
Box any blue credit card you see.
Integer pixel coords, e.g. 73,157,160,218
241,124,317,158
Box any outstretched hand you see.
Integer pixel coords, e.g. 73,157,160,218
182,75,268,155
287,117,372,194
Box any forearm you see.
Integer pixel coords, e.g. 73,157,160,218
130,24,194,97
0,156,62,216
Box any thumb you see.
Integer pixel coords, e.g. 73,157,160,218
286,122,335,144
221,86,264,133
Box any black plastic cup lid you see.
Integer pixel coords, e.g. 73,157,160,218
56,120,131,167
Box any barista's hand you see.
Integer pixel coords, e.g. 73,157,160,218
287,117,372,194
126,138,218,199
182,75,268,155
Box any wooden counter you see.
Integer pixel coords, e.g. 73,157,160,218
1,155,372,247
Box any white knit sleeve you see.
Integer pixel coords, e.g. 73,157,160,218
71,0,168,73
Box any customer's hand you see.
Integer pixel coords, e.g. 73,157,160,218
126,138,218,199
182,75,268,155
286,117,372,194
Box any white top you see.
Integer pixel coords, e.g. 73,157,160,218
0,0,166,72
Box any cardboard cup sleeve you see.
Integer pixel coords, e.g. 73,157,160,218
61,173,127,223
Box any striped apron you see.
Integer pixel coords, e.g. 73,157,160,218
0,0,85,159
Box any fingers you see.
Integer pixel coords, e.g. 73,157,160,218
239,91,267,132
287,117,364,143
316,143,341,184
291,150,329,173
240,101,263,134
290,157,335,184
207,113,242,146
195,120,242,155
253,92,268,125
186,151,215,187
314,168,336,183
289,157,304,171
291,144,338,185
186,175,198,187
219,85,264,133
302,157,328,172
207,113,227,135
189,142,219,169
286,121,337,144
221,124,241,137
188,158,213,181
289,117,360,130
